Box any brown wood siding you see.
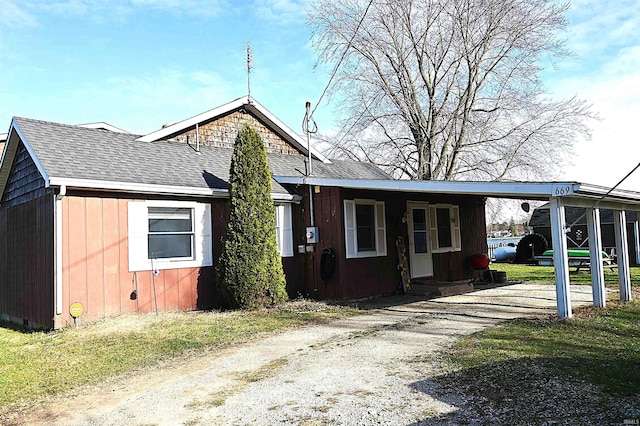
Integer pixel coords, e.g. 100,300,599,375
281,201,304,298
169,111,302,156
56,195,217,328
1,142,46,208
0,193,54,329
306,188,487,299
433,197,488,281
309,186,346,299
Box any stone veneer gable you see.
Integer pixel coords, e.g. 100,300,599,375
171,110,302,155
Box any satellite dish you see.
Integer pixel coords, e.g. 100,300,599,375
521,202,530,213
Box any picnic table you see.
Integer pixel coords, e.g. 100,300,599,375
534,249,618,272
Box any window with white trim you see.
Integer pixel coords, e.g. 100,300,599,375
275,203,294,257
344,199,387,258
148,207,194,259
428,204,461,253
128,200,212,271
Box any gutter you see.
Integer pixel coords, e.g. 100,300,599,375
46,177,302,202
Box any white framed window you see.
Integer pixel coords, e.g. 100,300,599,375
428,204,461,253
344,199,387,259
275,203,294,257
148,207,194,260
128,200,212,271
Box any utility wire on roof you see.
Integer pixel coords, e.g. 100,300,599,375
302,102,318,135
302,0,374,173
309,0,375,120
302,101,318,176
567,162,640,230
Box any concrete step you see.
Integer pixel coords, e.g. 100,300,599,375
406,281,474,297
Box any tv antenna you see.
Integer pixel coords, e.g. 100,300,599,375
246,42,252,102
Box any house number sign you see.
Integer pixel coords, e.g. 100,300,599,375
552,184,573,197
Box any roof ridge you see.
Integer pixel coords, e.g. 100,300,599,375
13,116,143,137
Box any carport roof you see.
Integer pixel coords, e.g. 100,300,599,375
273,176,640,210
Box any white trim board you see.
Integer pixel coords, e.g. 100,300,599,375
273,176,640,209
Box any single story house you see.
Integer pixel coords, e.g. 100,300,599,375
529,203,640,264
1,96,639,328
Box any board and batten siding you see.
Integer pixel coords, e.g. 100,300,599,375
432,198,488,281
0,192,54,329
307,188,487,298
56,195,215,328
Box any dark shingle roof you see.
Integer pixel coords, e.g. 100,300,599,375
13,117,391,195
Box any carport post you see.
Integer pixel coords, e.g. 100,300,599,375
634,220,640,265
586,208,606,308
549,197,572,319
614,210,632,301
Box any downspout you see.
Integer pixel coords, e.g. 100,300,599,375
55,185,66,316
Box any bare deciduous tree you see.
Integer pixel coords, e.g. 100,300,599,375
309,0,594,181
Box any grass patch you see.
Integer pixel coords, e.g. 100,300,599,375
449,299,640,395
491,263,640,285
231,358,289,383
433,263,640,423
0,301,358,418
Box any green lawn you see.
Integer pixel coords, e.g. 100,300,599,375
0,302,356,418
449,300,640,394
2,265,639,421
442,262,640,422
490,263,640,286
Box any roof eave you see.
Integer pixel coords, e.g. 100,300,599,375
273,176,581,199
275,176,640,209
0,119,50,196
48,177,301,202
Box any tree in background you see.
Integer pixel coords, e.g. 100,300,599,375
309,0,594,181
217,125,288,309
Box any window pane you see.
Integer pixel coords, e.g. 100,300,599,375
414,231,428,253
148,234,193,259
412,209,426,231
437,208,452,248
356,204,375,252
148,207,192,233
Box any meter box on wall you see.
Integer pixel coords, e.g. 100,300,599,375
306,226,319,244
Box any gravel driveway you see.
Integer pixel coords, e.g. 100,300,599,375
23,283,597,426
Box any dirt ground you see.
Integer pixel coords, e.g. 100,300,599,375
9,283,632,425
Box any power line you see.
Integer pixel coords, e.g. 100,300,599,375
310,0,375,119
567,162,640,229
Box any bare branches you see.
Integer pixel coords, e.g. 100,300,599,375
309,0,593,181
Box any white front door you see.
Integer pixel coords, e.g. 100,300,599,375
407,202,433,278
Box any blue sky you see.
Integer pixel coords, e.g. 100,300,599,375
1,0,639,190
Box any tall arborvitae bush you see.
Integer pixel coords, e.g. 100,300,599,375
216,124,288,309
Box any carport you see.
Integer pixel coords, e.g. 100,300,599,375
276,177,640,319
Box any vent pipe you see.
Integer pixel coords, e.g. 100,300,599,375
196,123,200,152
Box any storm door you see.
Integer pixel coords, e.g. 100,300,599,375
407,202,433,278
